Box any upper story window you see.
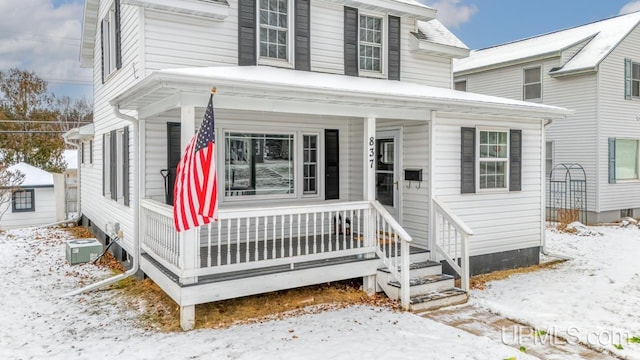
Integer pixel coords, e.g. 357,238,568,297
359,14,383,73
258,0,293,65
523,66,542,101
455,80,467,92
632,62,640,97
101,0,121,81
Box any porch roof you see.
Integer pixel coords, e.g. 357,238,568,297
110,66,571,120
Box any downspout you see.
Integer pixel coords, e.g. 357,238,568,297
63,106,141,296
540,118,572,261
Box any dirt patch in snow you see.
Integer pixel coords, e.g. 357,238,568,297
469,260,566,290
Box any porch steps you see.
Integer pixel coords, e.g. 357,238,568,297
376,257,468,311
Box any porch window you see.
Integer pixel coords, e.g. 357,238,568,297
359,14,383,73
12,189,35,212
523,66,541,101
478,130,509,190
225,132,295,197
454,79,467,92
258,0,292,63
303,134,318,194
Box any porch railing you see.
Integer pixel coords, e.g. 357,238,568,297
432,197,473,291
140,199,413,308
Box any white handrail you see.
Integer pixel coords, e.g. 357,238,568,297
432,196,472,291
370,201,412,241
432,197,473,237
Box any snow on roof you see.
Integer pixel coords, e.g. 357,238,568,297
416,19,468,50
454,11,640,75
8,162,53,187
63,149,78,170
148,66,569,117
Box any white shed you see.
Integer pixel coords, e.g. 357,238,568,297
0,163,61,230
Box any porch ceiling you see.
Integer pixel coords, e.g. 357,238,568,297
110,66,571,121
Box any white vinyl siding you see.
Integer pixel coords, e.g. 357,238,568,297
434,114,543,256
598,24,640,211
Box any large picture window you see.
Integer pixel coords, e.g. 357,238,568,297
478,130,509,189
12,189,35,212
225,132,295,197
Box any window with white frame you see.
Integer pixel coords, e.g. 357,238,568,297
546,141,554,176
101,2,118,79
104,132,111,196
616,139,639,180
454,80,467,92
359,14,383,73
303,134,318,194
478,130,509,189
225,132,295,197
258,0,292,63
633,62,640,97
523,66,542,101
12,189,35,212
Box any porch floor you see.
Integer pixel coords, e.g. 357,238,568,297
143,234,429,287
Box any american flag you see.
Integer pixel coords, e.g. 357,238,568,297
173,94,218,232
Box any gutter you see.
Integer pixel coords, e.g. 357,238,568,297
540,118,573,261
63,106,141,296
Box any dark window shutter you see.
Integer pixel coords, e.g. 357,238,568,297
100,21,105,84
460,127,476,194
625,58,633,100
388,15,401,81
115,0,122,70
123,126,130,206
609,137,616,183
89,140,93,164
325,129,340,200
509,129,522,191
344,7,359,76
295,0,311,71
81,142,85,164
102,133,106,196
167,122,182,205
110,130,117,200
238,0,257,66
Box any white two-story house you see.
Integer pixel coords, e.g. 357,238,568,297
454,11,640,224
68,0,568,329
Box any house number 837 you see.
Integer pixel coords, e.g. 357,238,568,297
368,137,375,169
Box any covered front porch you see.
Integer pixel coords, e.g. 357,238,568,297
112,66,472,330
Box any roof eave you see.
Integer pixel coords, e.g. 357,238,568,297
111,70,571,121
454,50,562,76
549,66,598,78
324,0,436,21
79,0,99,68
409,34,470,59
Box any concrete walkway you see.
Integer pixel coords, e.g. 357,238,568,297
421,305,619,360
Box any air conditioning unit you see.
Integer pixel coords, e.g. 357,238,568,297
66,238,103,265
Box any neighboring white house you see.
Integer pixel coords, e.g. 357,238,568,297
70,0,569,329
0,163,61,230
454,11,640,223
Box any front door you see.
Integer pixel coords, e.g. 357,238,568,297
376,130,400,220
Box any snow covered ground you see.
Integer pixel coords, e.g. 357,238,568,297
472,225,640,359
0,226,533,360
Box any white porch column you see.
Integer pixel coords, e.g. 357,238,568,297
363,115,377,293
179,105,198,331
428,110,437,261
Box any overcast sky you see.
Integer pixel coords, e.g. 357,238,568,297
1,0,640,101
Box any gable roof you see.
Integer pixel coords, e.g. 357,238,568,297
454,11,640,76
411,18,469,58
8,162,54,187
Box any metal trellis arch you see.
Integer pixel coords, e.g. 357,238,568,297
548,163,587,224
